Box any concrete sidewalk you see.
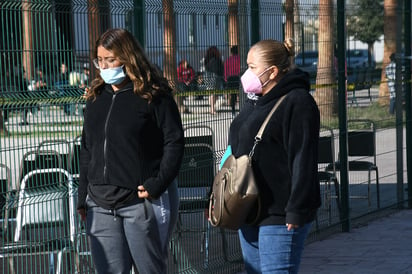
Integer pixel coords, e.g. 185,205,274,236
300,209,412,274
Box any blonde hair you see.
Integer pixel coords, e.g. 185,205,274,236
251,38,295,76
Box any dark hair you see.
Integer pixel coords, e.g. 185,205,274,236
251,38,294,76
204,46,222,65
230,45,238,55
389,53,396,62
88,28,171,101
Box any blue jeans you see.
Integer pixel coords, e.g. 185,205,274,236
238,223,312,274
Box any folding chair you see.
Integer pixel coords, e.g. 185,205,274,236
18,150,64,189
17,138,71,190
327,119,380,208
37,139,71,171
171,125,227,269
0,168,77,274
0,163,11,232
68,135,95,272
317,127,340,225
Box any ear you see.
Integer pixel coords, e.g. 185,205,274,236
269,66,278,79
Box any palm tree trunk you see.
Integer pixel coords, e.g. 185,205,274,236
162,0,181,110
379,0,397,106
313,0,338,120
284,0,294,41
228,0,239,48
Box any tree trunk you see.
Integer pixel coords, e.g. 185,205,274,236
88,0,110,80
284,0,294,42
22,1,33,81
228,0,239,48
162,0,180,110
379,0,397,106
293,0,302,54
313,0,338,121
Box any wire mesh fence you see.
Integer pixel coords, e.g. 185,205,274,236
0,0,410,273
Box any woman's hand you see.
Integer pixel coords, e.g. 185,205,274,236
78,208,86,221
137,185,150,199
286,223,299,231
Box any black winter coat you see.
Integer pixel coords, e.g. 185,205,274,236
228,68,321,226
77,83,184,209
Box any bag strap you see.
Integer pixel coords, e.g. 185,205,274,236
249,94,287,157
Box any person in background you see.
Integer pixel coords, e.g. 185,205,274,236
2,67,28,126
26,66,47,120
204,46,224,114
59,62,69,82
224,45,241,116
227,39,320,274
56,62,75,115
80,63,90,90
77,63,90,116
77,28,184,274
176,59,195,114
385,53,398,115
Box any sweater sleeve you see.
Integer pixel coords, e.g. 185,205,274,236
77,127,90,210
284,92,321,226
142,95,185,199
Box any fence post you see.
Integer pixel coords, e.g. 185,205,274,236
395,1,404,207
133,0,145,47
250,0,260,45
403,0,412,208
337,0,350,232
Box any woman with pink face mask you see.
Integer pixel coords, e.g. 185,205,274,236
226,39,320,274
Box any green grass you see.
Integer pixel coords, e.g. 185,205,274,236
323,102,400,129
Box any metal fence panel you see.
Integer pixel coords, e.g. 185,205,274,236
0,0,410,273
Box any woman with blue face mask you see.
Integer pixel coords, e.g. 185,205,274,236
227,39,321,274
77,28,184,274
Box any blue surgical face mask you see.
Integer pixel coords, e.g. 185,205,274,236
100,65,126,85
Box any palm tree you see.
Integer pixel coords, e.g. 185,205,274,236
379,0,397,106
87,0,110,80
228,0,239,48
284,0,294,43
313,0,338,120
162,0,180,110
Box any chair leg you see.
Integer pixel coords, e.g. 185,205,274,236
332,178,343,222
375,169,380,208
368,170,372,208
333,178,341,209
170,216,183,264
325,180,332,224
8,257,15,274
56,250,64,274
49,253,55,274
220,227,229,262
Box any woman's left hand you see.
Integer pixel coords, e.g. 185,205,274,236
137,185,150,199
286,223,299,231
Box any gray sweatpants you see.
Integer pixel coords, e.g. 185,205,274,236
85,180,179,274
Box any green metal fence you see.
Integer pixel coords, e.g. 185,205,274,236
1,0,411,273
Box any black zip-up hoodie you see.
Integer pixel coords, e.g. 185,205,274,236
229,68,321,226
77,83,184,209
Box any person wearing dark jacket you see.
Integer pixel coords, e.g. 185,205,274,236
77,28,184,274
204,46,224,114
227,39,320,274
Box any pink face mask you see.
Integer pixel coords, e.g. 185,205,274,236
240,67,271,94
